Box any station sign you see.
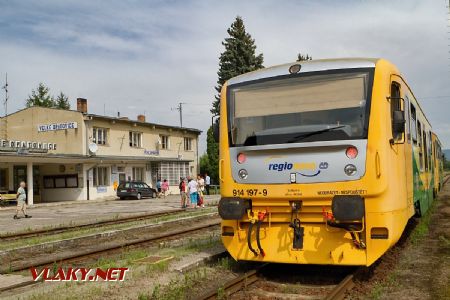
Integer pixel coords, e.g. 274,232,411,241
0,139,57,153
38,122,78,132
144,149,159,156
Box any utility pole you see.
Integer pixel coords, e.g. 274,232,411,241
2,73,8,117
1,73,8,140
174,102,186,127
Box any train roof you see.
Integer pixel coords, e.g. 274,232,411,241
227,58,379,86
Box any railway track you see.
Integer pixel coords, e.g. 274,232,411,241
0,208,187,241
199,264,356,300
1,215,221,295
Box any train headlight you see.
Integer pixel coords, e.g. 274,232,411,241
344,164,357,176
238,169,248,179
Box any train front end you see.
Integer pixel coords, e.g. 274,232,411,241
218,59,396,266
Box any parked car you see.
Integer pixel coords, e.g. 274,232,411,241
117,181,157,200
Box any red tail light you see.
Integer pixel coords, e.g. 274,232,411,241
346,146,358,159
237,153,246,164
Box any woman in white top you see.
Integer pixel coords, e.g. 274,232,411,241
187,178,199,208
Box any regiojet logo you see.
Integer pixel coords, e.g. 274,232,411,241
266,157,329,177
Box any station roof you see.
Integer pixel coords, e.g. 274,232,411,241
1,106,202,135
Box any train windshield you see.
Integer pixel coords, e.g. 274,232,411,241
228,70,373,146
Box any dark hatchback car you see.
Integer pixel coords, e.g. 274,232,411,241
117,181,157,200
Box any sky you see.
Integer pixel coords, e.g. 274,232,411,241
0,0,449,153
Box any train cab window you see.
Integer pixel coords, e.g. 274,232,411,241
410,104,417,144
390,82,403,141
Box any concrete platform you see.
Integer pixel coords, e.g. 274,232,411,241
0,274,35,292
0,195,220,235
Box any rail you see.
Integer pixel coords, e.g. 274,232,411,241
198,265,356,300
1,215,221,294
0,208,186,241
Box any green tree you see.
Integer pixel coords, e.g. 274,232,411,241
26,83,55,108
207,16,264,184
55,92,71,109
297,53,312,61
211,16,264,115
199,153,210,175
206,127,219,184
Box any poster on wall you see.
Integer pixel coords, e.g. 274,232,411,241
97,186,107,193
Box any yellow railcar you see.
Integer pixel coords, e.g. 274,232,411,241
431,132,444,197
216,58,437,266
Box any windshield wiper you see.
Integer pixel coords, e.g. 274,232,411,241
287,125,347,143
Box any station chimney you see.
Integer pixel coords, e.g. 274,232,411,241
77,98,88,113
137,114,146,122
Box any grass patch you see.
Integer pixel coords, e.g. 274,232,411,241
368,281,384,300
148,267,209,300
410,201,436,245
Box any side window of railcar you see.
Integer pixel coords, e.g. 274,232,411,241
404,95,410,143
423,129,428,171
410,104,417,143
428,132,433,168
390,82,403,141
417,121,423,170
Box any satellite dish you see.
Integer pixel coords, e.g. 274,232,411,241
89,143,98,154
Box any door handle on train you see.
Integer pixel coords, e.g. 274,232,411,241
219,159,225,183
375,151,381,178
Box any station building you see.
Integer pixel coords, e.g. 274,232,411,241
0,98,201,204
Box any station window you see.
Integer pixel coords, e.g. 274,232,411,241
0,168,8,191
43,174,79,189
184,137,193,151
93,127,108,145
129,131,143,148
93,167,109,186
160,135,170,150
132,167,144,181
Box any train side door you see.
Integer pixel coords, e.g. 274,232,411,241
402,93,414,212
389,79,410,212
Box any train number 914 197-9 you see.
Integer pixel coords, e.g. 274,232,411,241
232,189,268,197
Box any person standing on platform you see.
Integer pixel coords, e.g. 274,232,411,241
156,179,162,198
13,181,31,219
161,179,169,198
179,177,187,208
205,173,211,195
187,177,199,208
197,174,205,208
